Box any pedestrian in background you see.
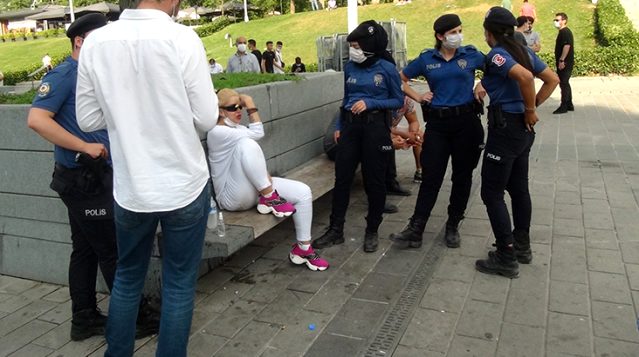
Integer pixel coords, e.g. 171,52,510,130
553,12,574,114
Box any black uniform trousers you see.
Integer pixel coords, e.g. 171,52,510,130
53,163,118,314
557,63,573,107
413,112,484,221
480,112,535,249
331,111,392,233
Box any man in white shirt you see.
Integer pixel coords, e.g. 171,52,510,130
274,40,285,74
75,0,218,355
209,58,223,74
226,36,260,73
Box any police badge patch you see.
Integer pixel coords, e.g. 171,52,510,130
37,82,51,97
457,59,467,69
373,74,383,86
368,26,375,34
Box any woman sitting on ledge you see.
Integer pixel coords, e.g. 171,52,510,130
207,89,329,271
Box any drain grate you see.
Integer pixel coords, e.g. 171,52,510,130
363,237,447,357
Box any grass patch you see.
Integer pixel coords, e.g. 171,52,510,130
0,89,37,104
212,72,301,89
1,0,596,73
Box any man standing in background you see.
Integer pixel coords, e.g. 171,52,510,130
553,12,574,114
75,0,219,355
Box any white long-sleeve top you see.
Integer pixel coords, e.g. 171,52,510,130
207,122,264,196
76,9,218,212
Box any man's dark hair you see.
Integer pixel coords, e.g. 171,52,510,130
556,12,568,21
295,56,301,62
266,40,273,45
276,41,283,46
516,16,528,27
248,39,256,46
526,16,534,24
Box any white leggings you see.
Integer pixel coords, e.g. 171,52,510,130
216,138,313,242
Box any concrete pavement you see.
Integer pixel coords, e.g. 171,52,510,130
2,76,639,356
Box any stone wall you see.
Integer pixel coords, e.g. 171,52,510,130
0,71,343,287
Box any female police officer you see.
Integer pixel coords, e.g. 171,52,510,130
312,20,403,253
389,14,485,249
475,7,558,278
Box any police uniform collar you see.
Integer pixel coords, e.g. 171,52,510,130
431,45,467,60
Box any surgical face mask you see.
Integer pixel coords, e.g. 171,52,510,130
553,20,561,29
276,46,282,51
443,33,463,49
237,43,247,53
223,117,239,127
349,47,367,63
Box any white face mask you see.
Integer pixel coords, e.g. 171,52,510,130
349,47,367,63
553,20,561,29
237,43,247,53
223,117,238,127
443,33,463,49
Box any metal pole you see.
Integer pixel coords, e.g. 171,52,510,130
243,0,249,22
347,0,357,33
69,0,75,22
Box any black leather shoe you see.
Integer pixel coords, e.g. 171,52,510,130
567,103,574,111
312,226,344,249
389,216,427,248
364,231,378,252
553,106,568,114
387,180,411,196
71,308,107,341
476,249,519,278
383,203,398,214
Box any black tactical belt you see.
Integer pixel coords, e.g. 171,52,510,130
426,103,475,119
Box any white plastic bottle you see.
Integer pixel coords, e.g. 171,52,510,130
207,198,218,230
216,211,226,237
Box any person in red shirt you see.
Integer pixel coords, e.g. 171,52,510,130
519,0,536,20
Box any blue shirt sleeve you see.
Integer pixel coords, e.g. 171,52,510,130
364,61,404,111
401,54,424,79
31,69,73,114
486,49,517,78
528,48,547,75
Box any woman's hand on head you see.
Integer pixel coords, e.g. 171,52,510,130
239,94,255,108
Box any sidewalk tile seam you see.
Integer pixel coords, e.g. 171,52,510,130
327,332,365,341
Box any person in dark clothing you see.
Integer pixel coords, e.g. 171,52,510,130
248,39,263,71
389,14,486,249
291,57,306,73
475,7,558,278
553,12,574,114
312,20,403,253
262,40,276,73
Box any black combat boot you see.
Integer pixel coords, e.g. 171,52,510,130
70,308,107,341
312,223,345,249
363,231,379,253
136,298,160,339
513,229,533,264
475,246,519,278
389,216,427,248
444,215,463,248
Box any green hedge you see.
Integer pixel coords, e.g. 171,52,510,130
194,16,232,38
3,53,69,86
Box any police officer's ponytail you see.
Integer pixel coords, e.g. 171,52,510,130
484,22,533,72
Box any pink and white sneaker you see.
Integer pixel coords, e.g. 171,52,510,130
289,244,329,271
257,190,296,218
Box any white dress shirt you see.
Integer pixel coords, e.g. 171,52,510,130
76,9,218,212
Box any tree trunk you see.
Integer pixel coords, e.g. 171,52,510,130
289,0,295,14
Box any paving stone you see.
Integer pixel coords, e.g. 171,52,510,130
0,294,33,314
0,319,57,357
592,301,639,343
546,312,592,356
496,323,544,357
266,309,331,355
256,289,313,326
398,308,457,352
458,218,492,238
620,242,639,264
594,337,639,357
262,241,296,261
223,245,271,269
555,191,581,205
6,343,54,357
626,264,639,290
530,224,551,245
504,273,548,327
468,273,509,305
240,272,299,304
324,299,387,339
585,229,619,251
587,248,625,274
20,284,60,300
548,281,589,316
352,272,405,304
0,299,57,337
331,248,384,284
37,300,72,324
553,218,585,237
550,237,587,284
582,198,610,213
373,248,421,276
607,190,638,208
447,334,497,356
393,344,445,357
197,281,255,314
190,308,219,336
304,278,359,314
456,300,503,341
583,211,615,230
196,267,240,294
432,255,477,283
420,278,470,313
41,287,71,303
616,225,639,242
187,332,227,357
0,277,37,294
286,267,337,294
32,320,72,350
304,333,363,357
214,320,281,357
589,271,633,304
448,234,489,258
200,299,264,338
531,207,553,226
554,204,583,220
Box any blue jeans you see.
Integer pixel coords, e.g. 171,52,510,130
105,183,210,357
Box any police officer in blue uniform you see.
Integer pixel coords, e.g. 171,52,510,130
27,14,159,341
389,14,486,249
312,20,403,253
474,7,558,278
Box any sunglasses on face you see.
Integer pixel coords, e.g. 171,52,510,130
221,104,242,112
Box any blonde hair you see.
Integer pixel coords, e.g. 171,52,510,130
217,88,240,107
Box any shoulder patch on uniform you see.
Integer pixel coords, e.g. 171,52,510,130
491,54,506,67
37,82,51,97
